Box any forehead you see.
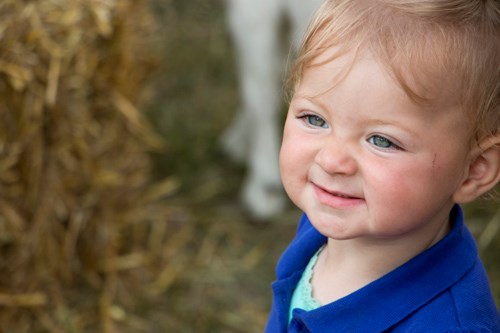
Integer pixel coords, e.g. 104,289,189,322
302,44,462,114
298,48,407,111
296,46,468,135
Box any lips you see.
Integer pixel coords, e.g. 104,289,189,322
329,191,356,199
312,183,364,208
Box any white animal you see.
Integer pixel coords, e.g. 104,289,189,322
221,0,323,219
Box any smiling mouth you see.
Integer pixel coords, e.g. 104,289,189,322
315,183,360,199
312,183,364,208
330,191,358,199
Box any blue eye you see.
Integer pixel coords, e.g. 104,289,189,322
368,135,400,149
303,114,328,128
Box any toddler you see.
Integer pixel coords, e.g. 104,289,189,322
266,0,500,332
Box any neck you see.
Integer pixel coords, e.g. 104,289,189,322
311,216,451,305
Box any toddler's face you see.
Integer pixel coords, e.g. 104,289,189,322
280,47,472,244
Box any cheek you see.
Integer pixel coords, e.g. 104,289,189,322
280,124,305,176
279,130,312,201
279,147,301,207
367,153,460,221
367,158,434,204
279,130,293,176
431,152,467,188
279,140,303,185
364,161,439,234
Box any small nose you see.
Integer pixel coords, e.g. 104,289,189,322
314,138,358,176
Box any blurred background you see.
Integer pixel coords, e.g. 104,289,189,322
0,0,498,332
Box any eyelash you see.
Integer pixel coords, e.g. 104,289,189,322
298,113,328,128
297,113,404,151
367,135,402,150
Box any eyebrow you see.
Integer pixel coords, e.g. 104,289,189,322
291,94,330,111
292,94,421,138
363,119,420,138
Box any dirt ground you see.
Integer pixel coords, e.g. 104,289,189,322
143,1,500,331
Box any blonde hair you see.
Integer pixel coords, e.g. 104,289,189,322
289,0,500,141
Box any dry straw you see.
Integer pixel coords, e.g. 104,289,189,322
0,0,176,331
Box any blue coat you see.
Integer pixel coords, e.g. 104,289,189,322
265,205,500,332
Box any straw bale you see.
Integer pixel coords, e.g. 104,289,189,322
0,0,170,331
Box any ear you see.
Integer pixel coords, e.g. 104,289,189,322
453,134,500,204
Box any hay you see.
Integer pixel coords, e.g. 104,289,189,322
0,1,172,331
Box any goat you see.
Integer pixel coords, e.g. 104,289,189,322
221,0,323,219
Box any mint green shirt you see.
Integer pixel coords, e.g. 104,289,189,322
288,247,323,323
